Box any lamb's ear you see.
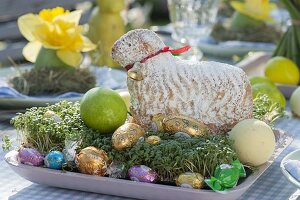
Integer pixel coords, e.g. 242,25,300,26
128,62,144,81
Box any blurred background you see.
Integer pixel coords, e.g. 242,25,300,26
0,0,290,66
0,0,298,113
0,0,170,67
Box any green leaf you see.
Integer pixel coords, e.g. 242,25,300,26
2,135,12,151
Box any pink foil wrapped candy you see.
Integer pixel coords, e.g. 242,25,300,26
18,148,44,166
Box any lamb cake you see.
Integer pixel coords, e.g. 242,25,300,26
112,29,253,134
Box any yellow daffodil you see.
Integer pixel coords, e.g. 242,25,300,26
18,7,96,67
231,0,277,22
39,7,70,22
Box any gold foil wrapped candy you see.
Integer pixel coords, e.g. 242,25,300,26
176,172,205,189
43,110,62,122
163,115,207,137
112,123,145,151
150,113,167,132
75,146,109,176
145,135,161,145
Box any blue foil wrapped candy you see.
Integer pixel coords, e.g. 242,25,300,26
45,151,65,170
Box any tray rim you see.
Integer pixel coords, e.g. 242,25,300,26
5,129,293,200
280,149,300,188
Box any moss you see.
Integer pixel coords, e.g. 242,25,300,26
10,67,96,96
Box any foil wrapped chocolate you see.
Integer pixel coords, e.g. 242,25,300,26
162,115,207,137
18,148,44,166
63,140,79,162
145,135,161,145
112,123,145,151
43,110,62,122
151,113,166,132
176,172,204,189
45,151,65,170
128,165,158,183
75,146,109,176
106,161,126,179
174,132,191,139
205,160,246,192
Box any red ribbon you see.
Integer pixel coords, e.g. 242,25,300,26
125,45,191,71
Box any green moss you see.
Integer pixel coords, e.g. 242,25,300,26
10,67,95,96
80,131,237,181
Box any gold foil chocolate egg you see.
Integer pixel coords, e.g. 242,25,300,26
163,115,207,137
176,172,204,189
174,132,191,138
145,135,161,145
151,113,166,132
112,123,145,151
43,110,62,122
75,146,109,176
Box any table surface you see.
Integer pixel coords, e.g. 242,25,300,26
0,107,300,200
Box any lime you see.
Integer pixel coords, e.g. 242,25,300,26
80,87,128,134
252,84,286,109
265,56,300,85
249,76,276,88
250,76,286,108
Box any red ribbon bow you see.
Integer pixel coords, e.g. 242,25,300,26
125,45,191,71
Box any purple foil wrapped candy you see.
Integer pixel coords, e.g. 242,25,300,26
18,148,44,166
128,165,158,183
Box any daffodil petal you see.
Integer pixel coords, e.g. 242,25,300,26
54,10,82,25
230,2,246,14
39,7,68,22
22,41,42,63
269,3,277,10
81,36,96,52
57,50,82,67
18,14,43,41
34,23,64,50
232,0,277,22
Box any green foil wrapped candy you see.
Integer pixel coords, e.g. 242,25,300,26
205,160,246,192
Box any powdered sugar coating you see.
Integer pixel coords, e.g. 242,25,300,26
112,29,165,67
112,29,253,133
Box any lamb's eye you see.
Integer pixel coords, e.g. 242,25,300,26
128,43,132,47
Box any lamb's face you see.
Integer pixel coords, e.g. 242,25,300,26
111,29,165,68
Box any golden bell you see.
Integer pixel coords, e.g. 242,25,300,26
127,62,144,81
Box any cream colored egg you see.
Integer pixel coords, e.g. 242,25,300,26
118,91,131,111
229,119,275,166
290,86,300,117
